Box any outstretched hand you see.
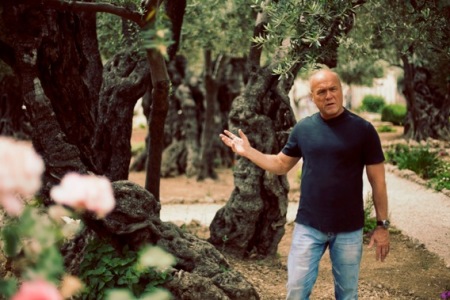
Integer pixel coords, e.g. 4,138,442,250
219,129,250,157
368,227,390,262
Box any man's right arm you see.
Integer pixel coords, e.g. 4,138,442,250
220,129,299,175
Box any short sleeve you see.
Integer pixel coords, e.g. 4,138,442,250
281,123,303,158
363,122,385,165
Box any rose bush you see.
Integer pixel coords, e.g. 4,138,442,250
0,137,174,300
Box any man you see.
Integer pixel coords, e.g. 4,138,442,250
220,69,390,300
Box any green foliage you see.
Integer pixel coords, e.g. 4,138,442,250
386,144,450,192
0,278,18,298
295,169,302,184
0,207,65,282
376,125,395,133
140,26,175,60
78,240,172,300
181,0,357,78
363,193,377,234
97,0,173,61
344,0,450,96
431,162,450,191
386,144,440,179
2,223,20,257
360,95,386,113
0,206,67,299
381,104,406,126
97,13,128,60
250,1,356,78
181,0,254,68
336,56,385,86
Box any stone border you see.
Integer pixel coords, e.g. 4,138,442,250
385,164,450,198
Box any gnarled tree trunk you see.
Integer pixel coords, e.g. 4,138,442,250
402,57,450,141
0,74,31,139
208,67,296,257
0,1,260,298
208,1,355,258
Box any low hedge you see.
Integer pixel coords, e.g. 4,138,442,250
381,104,406,125
361,95,386,113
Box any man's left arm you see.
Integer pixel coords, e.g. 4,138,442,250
366,162,390,262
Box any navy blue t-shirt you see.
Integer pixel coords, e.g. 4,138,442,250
282,109,385,233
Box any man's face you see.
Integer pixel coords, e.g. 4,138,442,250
310,71,344,120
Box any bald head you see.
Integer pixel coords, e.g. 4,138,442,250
308,69,345,120
309,69,342,94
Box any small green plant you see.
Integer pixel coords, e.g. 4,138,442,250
295,169,302,184
221,235,229,252
219,265,230,273
361,95,386,113
377,124,395,133
78,240,174,300
363,193,377,234
381,104,406,125
431,162,450,191
222,235,229,243
386,144,440,179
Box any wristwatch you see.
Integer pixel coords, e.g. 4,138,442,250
377,220,390,229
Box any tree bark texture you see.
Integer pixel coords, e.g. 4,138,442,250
77,180,259,300
158,55,202,177
0,74,31,139
208,1,357,258
160,82,201,177
197,49,220,180
158,55,245,178
140,0,171,202
93,51,151,181
0,0,96,200
402,58,450,141
144,51,170,201
1,1,261,298
209,68,296,257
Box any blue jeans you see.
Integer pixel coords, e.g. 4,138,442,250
286,223,363,300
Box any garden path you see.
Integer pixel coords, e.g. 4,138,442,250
364,167,450,267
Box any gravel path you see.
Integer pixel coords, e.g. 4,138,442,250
364,167,450,267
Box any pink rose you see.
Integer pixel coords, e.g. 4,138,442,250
50,173,115,218
0,137,45,216
12,279,62,300
0,194,24,217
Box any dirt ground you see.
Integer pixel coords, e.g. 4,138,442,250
130,127,450,300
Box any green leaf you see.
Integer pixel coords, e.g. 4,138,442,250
34,247,65,282
1,225,20,257
0,278,18,298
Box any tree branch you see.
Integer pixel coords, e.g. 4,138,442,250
247,0,270,72
20,0,145,27
320,1,367,46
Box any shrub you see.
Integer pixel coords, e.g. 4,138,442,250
78,240,173,300
381,104,406,125
385,144,441,179
363,193,377,234
431,162,450,191
361,95,386,113
377,124,395,133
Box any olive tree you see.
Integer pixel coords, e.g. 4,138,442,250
0,0,259,298
339,0,450,140
155,0,256,180
208,0,363,258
